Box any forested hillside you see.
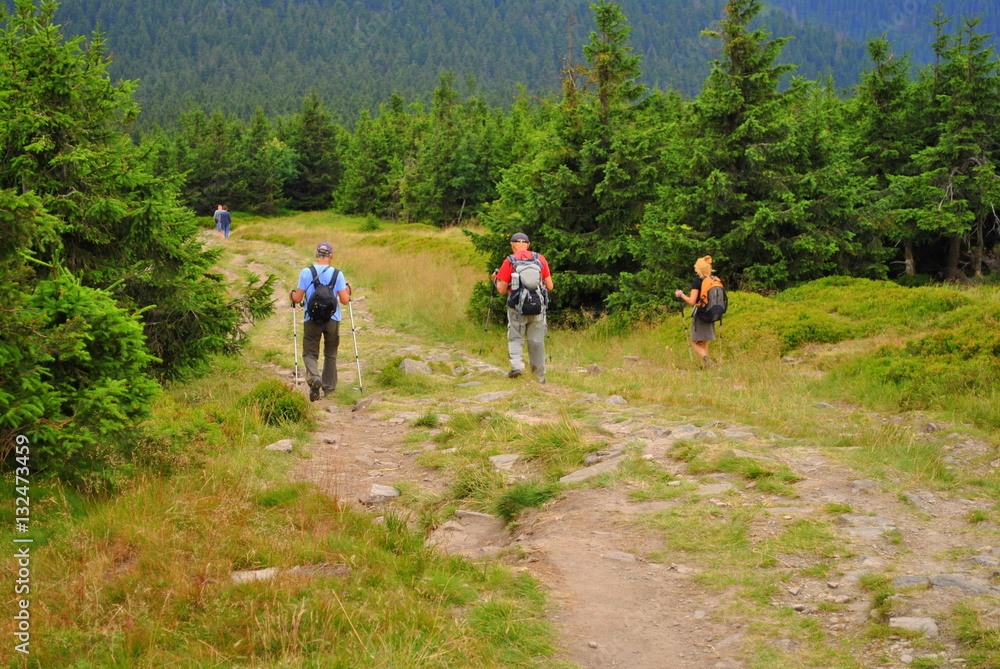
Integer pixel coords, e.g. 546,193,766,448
37,0,876,128
768,0,999,63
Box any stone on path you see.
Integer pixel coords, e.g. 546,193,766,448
850,479,879,493
669,424,702,440
470,390,514,403
489,454,521,471
427,510,509,558
352,393,381,412
697,483,734,496
722,429,756,441
606,395,628,405
889,617,939,637
584,449,624,465
360,484,400,505
893,576,931,589
232,563,349,584
265,439,294,453
839,514,896,538
231,567,280,584
560,454,626,483
814,402,835,409
972,554,1000,567
930,573,993,594
601,551,638,563
398,358,432,374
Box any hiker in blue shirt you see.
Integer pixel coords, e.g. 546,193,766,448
218,205,232,240
290,242,351,401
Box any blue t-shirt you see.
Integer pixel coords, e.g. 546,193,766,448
298,264,348,322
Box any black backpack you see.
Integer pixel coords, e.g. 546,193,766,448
306,266,341,324
506,252,548,317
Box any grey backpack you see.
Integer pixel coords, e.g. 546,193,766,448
507,252,547,317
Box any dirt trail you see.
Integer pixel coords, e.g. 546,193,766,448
273,284,998,669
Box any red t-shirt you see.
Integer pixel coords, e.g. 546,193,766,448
497,250,551,283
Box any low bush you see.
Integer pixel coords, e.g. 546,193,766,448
828,305,1000,428
237,379,311,425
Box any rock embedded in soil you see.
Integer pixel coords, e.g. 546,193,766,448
489,454,521,471
231,568,280,584
893,576,931,589
360,484,400,505
929,573,993,594
470,390,514,403
559,454,626,483
265,439,294,453
668,424,702,440
398,358,433,374
850,479,879,493
889,617,939,637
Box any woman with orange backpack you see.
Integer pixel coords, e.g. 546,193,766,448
674,255,722,367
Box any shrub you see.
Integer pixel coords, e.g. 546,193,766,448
237,379,310,425
1,273,161,485
360,213,382,232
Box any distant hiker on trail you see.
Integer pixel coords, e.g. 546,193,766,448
290,242,351,401
214,204,224,238
218,205,232,240
674,255,724,367
492,232,553,383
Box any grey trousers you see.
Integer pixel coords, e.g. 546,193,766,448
303,319,340,392
507,308,546,375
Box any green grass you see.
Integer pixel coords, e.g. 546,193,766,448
12,211,998,669
953,602,1000,669
0,352,560,668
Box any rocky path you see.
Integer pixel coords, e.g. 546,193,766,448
265,288,1000,669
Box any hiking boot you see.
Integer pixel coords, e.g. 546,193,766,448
702,355,715,367
308,381,321,402
507,369,522,379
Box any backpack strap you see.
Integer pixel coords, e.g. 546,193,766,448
309,265,330,286
698,276,712,307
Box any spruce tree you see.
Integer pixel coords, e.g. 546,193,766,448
284,89,346,211
0,0,273,479
888,14,1000,280
622,0,881,305
334,96,415,218
473,0,667,314
850,37,923,276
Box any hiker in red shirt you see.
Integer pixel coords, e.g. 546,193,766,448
492,232,554,383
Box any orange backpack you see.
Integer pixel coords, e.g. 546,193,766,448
695,275,727,323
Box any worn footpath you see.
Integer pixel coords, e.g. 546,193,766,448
257,280,999,669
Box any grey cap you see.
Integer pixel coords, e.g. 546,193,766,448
509,232,529,243
316,242,333,256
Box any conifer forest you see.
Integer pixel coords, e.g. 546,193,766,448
2,0,999,477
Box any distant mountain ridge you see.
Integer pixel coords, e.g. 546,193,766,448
16,0,996,127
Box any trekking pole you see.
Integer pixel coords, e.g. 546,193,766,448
478,277,497,356
291,300,300,386
347,288,363,392
676,295,693,363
